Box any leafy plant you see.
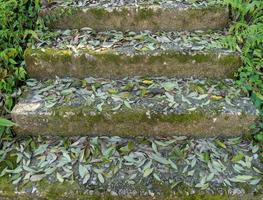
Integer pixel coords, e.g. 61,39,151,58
221,0,263,140
0,118,16,127
0,0,42,116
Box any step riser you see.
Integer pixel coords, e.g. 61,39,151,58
0,190,263,200
12,104,256,137
25,48,241,79
43,6,229,31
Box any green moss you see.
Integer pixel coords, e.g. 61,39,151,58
0,177,261,199
25,46,241,80
36,180,81,199
44,49,72,63
89,8,108,20
147,52,211,64
43,7,78,28
25,48,72,63
25,47,240,68
0,153,18,172
0,177,15,195
94,51,122,64
24,48,32,58
219,54,241,66
111,108,146,123
192,54,211,63
137,8,155,20
158,111,205,123
51,104,206,126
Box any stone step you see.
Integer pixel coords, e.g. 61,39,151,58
11,77,258,137
41,0,229,31
0,135,262,199
25,30,241,80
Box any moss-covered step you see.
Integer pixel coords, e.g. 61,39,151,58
25,30,241,80
11,77,258,137
41,0,229,31
1,135,263,199
1,179,262,200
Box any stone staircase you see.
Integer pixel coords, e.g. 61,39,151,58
2,0,263,199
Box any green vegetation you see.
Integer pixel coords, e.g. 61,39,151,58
0,0,42,116
0,0,44,138
220,0,263,140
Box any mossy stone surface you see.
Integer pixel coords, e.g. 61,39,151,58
42,5,229,31
0,177,262,200
11,100,256,137
24,48,241,80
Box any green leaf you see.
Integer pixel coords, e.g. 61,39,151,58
232,153,244,162
215,140,226,149
254,132,263,141
79,164,88,178
229,175,253,183
98,173,105,184
0,118,16,127
124,101,132,109
152,153,170,165
143,168,153,177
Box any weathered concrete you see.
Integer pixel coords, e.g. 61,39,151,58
11,86,258,137
24,48,241,80
0,177,262,200
42,5,229,31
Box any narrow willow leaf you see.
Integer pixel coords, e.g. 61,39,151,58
83,173,90,184
229,175,253,183
98,173,105,184
12,177,22,185
124,101,132,109
143,168,154,177
152,153,170,165
153,173,161,181
79,164,88,178
30,174,45,182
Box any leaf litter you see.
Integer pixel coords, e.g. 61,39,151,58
37,28,230,55
44,0,224,9
1,135,262,196
23,77,258,116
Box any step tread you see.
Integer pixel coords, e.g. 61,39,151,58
1,135,262,199
37,29,230,53
25,30,241,79
46,0,224,9
12,77,258,136
41,0,228,31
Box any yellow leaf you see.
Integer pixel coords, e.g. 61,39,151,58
210,95,223,100
107,89,118,94
142,80,153,85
